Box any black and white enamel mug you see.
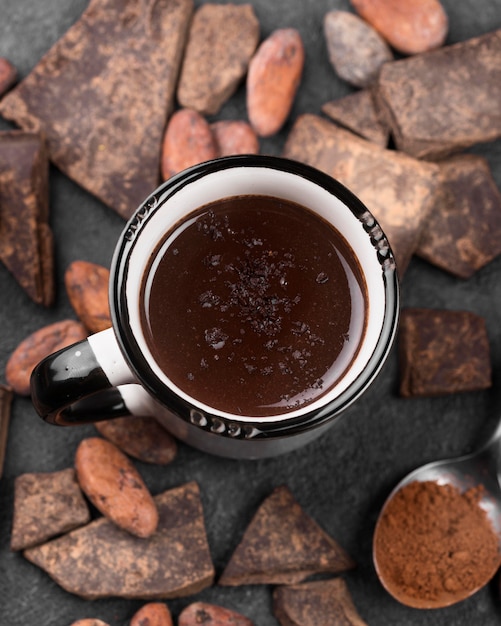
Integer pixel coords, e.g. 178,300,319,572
30,156,399,459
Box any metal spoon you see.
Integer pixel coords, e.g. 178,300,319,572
373,419,501,609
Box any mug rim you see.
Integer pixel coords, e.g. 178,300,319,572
109,155,399,439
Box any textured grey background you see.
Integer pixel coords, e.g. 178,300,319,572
1,0,501,625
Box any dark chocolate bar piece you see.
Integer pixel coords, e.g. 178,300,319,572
398,308,492,397
219,485,355,586
376,29,501,159
273,578,368,626
11,468,90,551
177,3,259,115
0,0,194,219
322,89,389,147
282,114,439,275
416,154,501,279
24,481,214,599
0,131,54,306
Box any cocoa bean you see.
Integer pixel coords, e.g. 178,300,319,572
65,260,111,333
161,108,217,180
211,120,259,156
179,602,254,626
350,0,448,55
130,603,173,626
5,320,87,395
247,29,304,137
323,10,392,87
75,437,158,538
0,57,17,97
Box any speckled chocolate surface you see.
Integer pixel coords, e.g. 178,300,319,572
0,131,53,306
0,0,194,219
23,482,214,600
321,88,389,147
10,468,90,551
376,29,501,160
398,308,492,397
1,2,501,625
416,154,501,279
282,114,439,275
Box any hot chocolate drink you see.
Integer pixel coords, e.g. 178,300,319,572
140,194,368,417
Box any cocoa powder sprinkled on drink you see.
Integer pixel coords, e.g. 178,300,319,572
374,480,501,604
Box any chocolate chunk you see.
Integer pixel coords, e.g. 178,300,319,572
94,416,177,465
376,29,501,159
11,468,90,551
219,485,355,586
177,3,259,115
416,154,501,278
273,578,368,626
0,57,17,97
323,10,393,88
23,481,215,599
0,385,13,480
321,89,389,147
0,131,54,306
282,114,439,275
398,308,492,397
0,0,194,219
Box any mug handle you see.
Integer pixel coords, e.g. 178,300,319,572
30,328,141,425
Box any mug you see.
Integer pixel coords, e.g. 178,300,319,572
30,155,399,459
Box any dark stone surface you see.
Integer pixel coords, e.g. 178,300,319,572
1,0,501,625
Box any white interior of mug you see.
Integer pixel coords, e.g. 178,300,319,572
124,165,388,423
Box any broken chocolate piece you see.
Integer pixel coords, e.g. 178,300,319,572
273,578,368,626
0,0,194,219
11,468,90,551
376,29,501,159
94,416,177,465
177,3,259,115
0,385,12,480
398,308,492,397
416,154,501,278
219,485,355,586
24,481,215,599
282,114,439,275
0,131,54,305
321,89,389,147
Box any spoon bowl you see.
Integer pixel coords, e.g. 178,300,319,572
373,421,501,609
